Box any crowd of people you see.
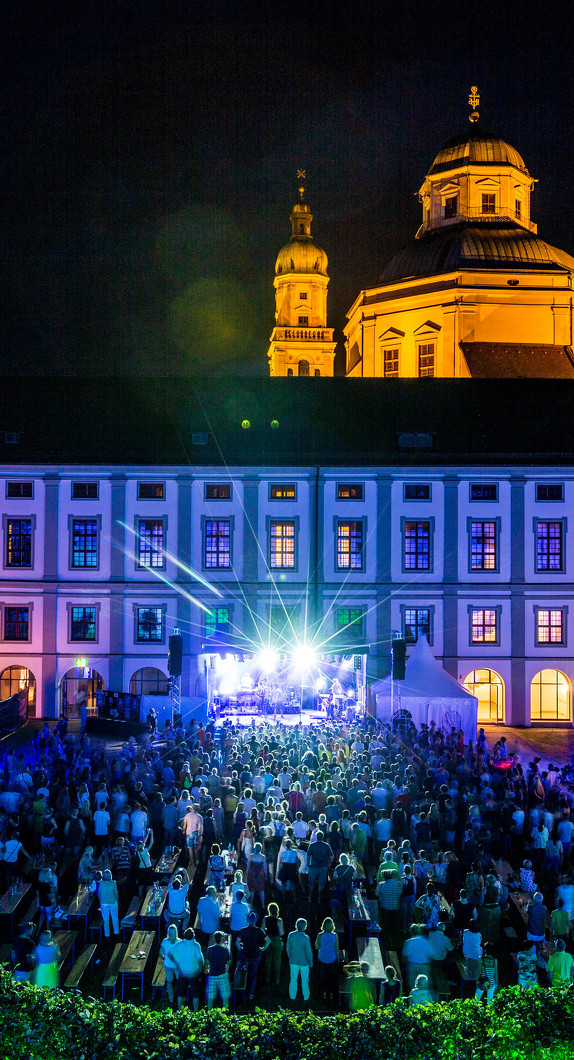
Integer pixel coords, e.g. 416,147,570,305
1,711,574,1010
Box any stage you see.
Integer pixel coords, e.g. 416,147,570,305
212,707,331,728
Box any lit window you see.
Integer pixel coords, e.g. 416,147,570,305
205,484,231,500
270,521,296,568
298,360,310,376
270,484,296,499
337,521,364,571
515,199,522,219
136,606,163,642
298,316,309,326
6,519,32,568
444,195,458,219
404,521,430,571
404,608,430,644
72,519,98,569
471,609,498,643
204,520,231,569
536,521,563,572
138,482,164,500
205,606,230,638
70,607,97,641
337,608,364,638
482,193,496,214
4,606,29,641
337,483,363,500
418,343,435,377
537,609,564,645
138,519,164,569
470,521,497,570
531,669,571,721
383,348,399,377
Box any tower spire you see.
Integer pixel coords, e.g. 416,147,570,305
468,85,480,123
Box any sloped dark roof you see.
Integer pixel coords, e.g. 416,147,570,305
0,376,573,467
461,343,574,378
378,226,574,285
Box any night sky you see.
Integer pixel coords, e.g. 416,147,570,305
3,0,574,377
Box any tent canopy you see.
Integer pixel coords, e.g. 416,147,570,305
371,636,478,742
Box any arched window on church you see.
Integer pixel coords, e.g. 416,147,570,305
299,223,305,233
298,360,309,377
314,369,320,376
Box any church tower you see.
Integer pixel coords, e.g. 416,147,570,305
268,176,336,376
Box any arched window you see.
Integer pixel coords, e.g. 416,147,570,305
463,668,505,723
530,669,571,722
0,666,36,717
130,667,169,696
314,369,320,377
60,667,104,719
298,360,309,377
299,223,305,234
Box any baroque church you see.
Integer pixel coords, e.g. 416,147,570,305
1,93,574,734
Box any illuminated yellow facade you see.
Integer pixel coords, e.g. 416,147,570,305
268,183,336,377
345,132,574,378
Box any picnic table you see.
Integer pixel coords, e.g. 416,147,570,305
153,852,180,878
509,891,533,929
119,929,155,1000
140,886,168,934
347,892,380,938
67,887,95,941
356,936,387,980
0,883,31,935
53,929,78,970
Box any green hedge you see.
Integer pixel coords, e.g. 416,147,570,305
1,968,574,1060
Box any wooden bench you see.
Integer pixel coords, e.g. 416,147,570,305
151,953,167,1000
102,942,128,999
120,897,141,939
53,930,78,972
89,916,104,942
17,896,39,928
64,943,97,992
232,961,247,1004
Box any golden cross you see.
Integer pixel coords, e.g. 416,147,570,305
468,86,480,109
297,169,306,181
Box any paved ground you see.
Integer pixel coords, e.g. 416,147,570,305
484,724,574,768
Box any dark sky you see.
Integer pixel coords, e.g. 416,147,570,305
3,0,574,377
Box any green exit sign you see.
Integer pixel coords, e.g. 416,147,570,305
75,658,88,668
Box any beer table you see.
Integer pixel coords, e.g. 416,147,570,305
66,887,94,941
120,929,155,1000
0,882,31,936
140,886,168,935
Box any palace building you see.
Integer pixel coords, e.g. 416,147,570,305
3,98,574,731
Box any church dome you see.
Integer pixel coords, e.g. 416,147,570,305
428,131,530,175
379,226,574,285
275,237,328,276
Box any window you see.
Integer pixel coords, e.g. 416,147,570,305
136,606,163,642
314,369,320,377
471,608,498,643
5,519,32,568
337,607,364,639
536,609,564,645
298,360,310,376
470,521,497,570
6,482,33,498
470,483,498,501
403,607,430,644
536,521,563,572
337,483,363,500
138,519,164,569
515,199,522,219
205,606,231,638
70,606,97,641
337,521,364,571
482,193,496,214
138,482,164,500
383,347,399,377
403,521,430,571
71,482,98,499
287,369,294,376
418,343,435,377
71,519,99,569
270,484,296,500
192,432,209,445
269,521,295,568
536,483,564,501
205,483,231,500
298,316,309,326
300,292,307,299
531,669,571,721
204,519,231,569
404,483,431,500
4,606,29,641
444,195,458,219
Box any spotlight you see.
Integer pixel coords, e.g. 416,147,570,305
292,644,316,673
258,648,279,673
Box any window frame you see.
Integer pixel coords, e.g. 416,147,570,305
269,483,297,501
383,346,400,377
335,519,365,573
467,517,500,573
2,602,32,643
481,192,496,215
443,195,458,219
468,605,501,646
204,605,232,639
403,483,431,501
534,517,566,574
204,483,232,500
135,516,167,571
336,483,364,501
268,517,298,571
536,483,564,502
534,606,567,647
133,604,166,645
5,481,34,499
202,516,233,571
401,517,434,574
71,481,99,500
470,483,498,502
67,602,100,644
137,481,165,500
3,515,36,571
401,605,433,645
298,316,309,327
69,515,101,571
336,606,365,641
418,342,435,377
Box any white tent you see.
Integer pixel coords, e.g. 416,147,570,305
371,636,478,742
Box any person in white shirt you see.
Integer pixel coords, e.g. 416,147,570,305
293,814,309,840
160,924,181,1003
93,807,111,855
130,804,148,841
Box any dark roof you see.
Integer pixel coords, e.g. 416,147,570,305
461,343,574,379
378,226,574,285
0,376,574,467
428,131,529,176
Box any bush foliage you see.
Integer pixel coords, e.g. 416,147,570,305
1,968,573,1060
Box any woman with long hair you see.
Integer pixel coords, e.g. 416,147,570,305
315,917,340,1004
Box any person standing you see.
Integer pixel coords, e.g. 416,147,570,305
32,930,61,989
171,928,205,1010
237,911,268,1002
547,939,574,986
315,917,339,1005
262,902,284,987
306,831,333,902
159,924,181,1004
205,931,232,1010
182,805,203,869
286,918,313,1002
99,869,120,938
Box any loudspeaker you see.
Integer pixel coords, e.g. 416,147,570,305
168,633,183,676
392,638,406,681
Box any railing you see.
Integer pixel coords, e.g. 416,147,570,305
273,328,332,341
417,205,537,237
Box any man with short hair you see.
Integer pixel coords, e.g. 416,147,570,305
205,930,232,1009
196,886,221,945
181,805,203,868
286,918,313,1001
547,939,574,986
306,831,333,901
237,910,268,1001
171,927,205,1010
